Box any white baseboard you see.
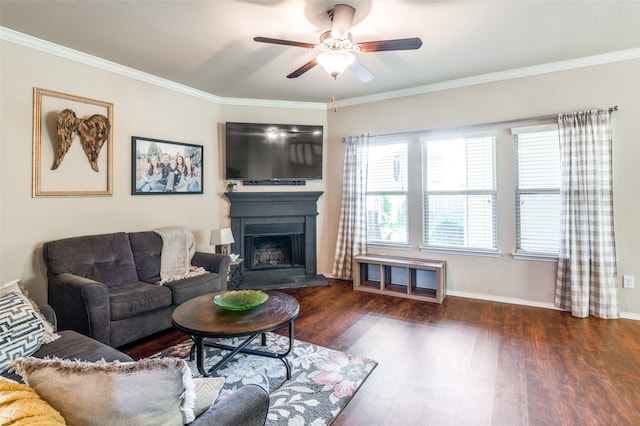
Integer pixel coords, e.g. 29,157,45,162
446,289,561,311
331,277,639,321
448,289,639,321
620,311,640,320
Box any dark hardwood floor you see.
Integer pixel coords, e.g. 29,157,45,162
121,280,640,425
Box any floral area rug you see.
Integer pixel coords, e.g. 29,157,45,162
152,333,377,425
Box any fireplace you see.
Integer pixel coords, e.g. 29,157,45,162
224,191,328,290
250,235,294,269
245,223,304,269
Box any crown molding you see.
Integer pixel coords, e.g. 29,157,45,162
219,96,326,110
0,27,325,110
3,27,638,111
332,48,640,109
0,27,223,104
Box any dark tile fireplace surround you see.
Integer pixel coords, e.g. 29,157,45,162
224,191,329,290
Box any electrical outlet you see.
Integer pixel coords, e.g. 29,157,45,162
623,275,635,289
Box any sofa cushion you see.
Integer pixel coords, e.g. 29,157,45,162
0,292,45,374
2,329,134,382
128,231,163,282
44,232,139,288
109,283,172,321
34,329,134,362
0,376,66,425
12,357,197,425
163,273,218,305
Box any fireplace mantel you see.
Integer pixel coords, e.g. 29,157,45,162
224,191,328,290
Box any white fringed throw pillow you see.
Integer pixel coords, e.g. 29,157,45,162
12,357,197,425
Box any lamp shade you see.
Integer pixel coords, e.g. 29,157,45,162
210,228,235,246
316,50,355,78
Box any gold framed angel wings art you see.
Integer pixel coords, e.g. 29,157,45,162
54,108,111,172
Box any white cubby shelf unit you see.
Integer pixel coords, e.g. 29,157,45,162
353,254,447,303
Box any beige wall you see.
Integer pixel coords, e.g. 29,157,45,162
2,37,639,317
0,40,327,304
326,59,640,316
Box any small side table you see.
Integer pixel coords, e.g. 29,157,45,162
228,258,244,290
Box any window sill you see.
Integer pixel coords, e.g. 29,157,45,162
366,242,411,251
511,252,558,262
419,247,502,258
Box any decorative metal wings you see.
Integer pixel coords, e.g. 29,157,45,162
54,108,111,172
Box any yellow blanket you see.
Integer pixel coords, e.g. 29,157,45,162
0,377,66,425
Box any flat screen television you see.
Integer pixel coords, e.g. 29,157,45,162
225,122,323,181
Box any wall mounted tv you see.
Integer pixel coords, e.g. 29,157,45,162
225,122,323,183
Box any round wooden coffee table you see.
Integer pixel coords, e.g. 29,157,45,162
172,290,299,378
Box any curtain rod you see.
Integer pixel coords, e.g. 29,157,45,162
361,106,618,140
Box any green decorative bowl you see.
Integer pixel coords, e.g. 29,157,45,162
214,290,268,311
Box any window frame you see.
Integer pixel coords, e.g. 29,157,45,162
512,123,561,260
358,121,561,263
420,130,498,254
365,138,409,246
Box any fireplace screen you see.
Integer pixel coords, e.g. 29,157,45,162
249,235,294,270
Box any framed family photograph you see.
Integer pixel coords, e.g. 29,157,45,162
131,136,203,195
33,88,113,197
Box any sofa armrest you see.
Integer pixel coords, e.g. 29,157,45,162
191,384,269,426
38,304,57,331
192,252,230,276
47,272,111,345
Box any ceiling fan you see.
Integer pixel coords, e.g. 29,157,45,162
254,3,422,81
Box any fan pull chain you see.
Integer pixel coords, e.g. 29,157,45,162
332,78,338,112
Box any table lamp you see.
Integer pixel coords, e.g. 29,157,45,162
210,228,234,255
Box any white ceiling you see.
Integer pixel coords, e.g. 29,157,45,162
1,0,639,105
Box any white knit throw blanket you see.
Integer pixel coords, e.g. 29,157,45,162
154,226,206,285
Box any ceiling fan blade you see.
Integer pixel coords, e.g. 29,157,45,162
287,58,318,78
349,60,374,82
253,36,316,49
331,4,356,40
357,37,423,52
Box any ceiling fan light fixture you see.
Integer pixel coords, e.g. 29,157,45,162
254,3,421,82
316,50,355,78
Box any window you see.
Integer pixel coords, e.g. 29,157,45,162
513,125,560,256
422,133,497,251
365,140,408,244
361,122,558,259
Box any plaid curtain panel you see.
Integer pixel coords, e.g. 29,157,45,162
555,109,618,318
332,135,369,279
